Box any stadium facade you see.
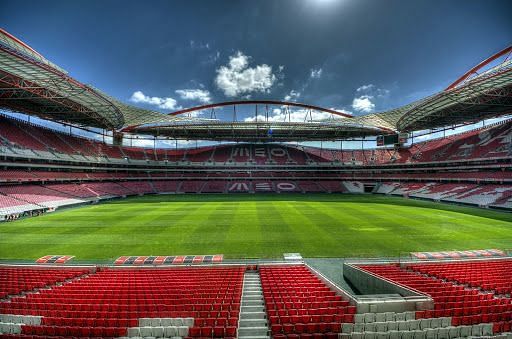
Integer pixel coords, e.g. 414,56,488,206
0,29,511,220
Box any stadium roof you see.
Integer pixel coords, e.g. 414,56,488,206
0,29,511,141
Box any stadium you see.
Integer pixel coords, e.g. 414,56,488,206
0,1,512,338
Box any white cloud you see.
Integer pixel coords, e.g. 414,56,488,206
129,91,179,110
376,88,390,98
284,90,301,102
190,40,210,50
310,68,323,79
244,107,345,123
352,95,375,113
175,89,212,104
351,84,390,113
356,84,375,92
215,51,278,97
201,51,221,65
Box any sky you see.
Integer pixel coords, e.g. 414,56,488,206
0,0,511,147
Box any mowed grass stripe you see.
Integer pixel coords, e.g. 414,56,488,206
0,194,511,260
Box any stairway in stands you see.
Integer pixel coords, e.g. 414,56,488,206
238,269,269,339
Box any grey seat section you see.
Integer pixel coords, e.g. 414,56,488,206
177,326,189,337
164,326,178,337
139,327,153,337
343,323,354,333
127,327,141,337
413,330,426,339
151,326,164,337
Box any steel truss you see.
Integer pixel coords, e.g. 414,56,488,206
1,28,511,142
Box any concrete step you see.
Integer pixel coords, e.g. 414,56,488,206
240,311,267,320
243,291,262,297
239,319,267,327
243,295,263,301
242,299,264,306
240,271,269,337
238,326,269,337
242,305,265,313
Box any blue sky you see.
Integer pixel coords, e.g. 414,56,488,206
0,0,511,147
1,0,511,117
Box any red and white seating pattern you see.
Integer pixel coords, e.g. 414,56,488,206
0,266,243,338
43,184,100,199
2,115,510,165
80,182,135,196
261,265,355,338
407,259,512,297
377,181,512,207
0,194,40,216
358,263,512,335
2,180,512,219
151,180,180,193
342,181,365,194
0,184,81,208
2,169,510,186
118,181,155,194
0,266,89,299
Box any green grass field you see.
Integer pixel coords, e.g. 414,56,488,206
1,194,511,260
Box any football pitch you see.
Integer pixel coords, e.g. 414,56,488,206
1,194,511,260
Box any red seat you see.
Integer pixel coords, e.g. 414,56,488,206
283,323,294,334
295,323,305,333
201,326,213,337
213,326,225,337
306,323,317,333
225,326,237,337
188,327,201,337
272,324,283,334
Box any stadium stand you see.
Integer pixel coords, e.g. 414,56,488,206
342,181,366,194
406,259,512,296
357,263,512,334
1,113,511,221
1,115,511,164
39,183,100,199
0,184,81,208
2,180,512,220
297,181,325,193
1,263,511,338
201,181,227,193
151,180,180,193
0,266,90,299
118,181,155,194
261,265,355,338
0,266,243,338
80,182,135,196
